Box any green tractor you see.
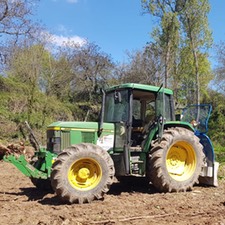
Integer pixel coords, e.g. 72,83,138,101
3,83,219,204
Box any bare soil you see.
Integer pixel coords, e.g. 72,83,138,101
0,161,225,225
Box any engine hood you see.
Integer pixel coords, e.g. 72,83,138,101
47,121,114,132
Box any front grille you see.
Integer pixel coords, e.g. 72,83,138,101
47,130,70,153
61,131,70,150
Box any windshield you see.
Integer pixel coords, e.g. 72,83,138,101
104,90,129,123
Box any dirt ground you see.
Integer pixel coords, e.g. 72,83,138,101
0,161,225,225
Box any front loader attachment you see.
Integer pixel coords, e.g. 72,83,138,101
4,154,48,179
1,142,53,180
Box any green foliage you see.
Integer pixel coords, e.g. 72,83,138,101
0,74,74,142
0,41,114,143
174,47,212,106
142,0,212,106
0,0,224,160
201,89,225,160
213,143,225,164
213,142,225,154
208,104,225,146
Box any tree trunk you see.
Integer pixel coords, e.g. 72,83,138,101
186,16,200,104
187,17,200,120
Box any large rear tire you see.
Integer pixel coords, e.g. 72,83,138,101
148,127,204,192
51,143,115,204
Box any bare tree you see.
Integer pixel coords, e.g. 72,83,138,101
0,0,40,71
0,0,39,39
69,42,115,102
120,43,164,86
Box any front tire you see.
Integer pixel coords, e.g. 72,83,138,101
148,127,204,192
51,143,115,204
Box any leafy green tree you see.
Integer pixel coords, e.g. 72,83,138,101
174,46,212,106
206,41,225,153
142,0,212,109
8,44,49,123
180,0,212,105
1,44,73,142
142,0,181,87
204,90,225,149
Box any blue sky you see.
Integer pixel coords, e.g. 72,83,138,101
35,0,225,64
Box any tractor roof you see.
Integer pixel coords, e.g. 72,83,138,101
105,83,173,95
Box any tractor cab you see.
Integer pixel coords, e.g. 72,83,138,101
100,83,175,176
103,87,156,148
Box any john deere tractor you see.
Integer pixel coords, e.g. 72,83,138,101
3,83,219,204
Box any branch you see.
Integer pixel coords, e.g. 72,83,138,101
157,0,166,14
0,1,8,22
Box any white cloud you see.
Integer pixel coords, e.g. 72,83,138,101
51,34,86,46
40,31,87,49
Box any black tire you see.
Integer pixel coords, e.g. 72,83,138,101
51,143,115,204
148,127,204,192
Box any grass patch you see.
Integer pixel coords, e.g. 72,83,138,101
212,143,225,179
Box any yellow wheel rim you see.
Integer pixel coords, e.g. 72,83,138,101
166,141,197,181
68,158,102,191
